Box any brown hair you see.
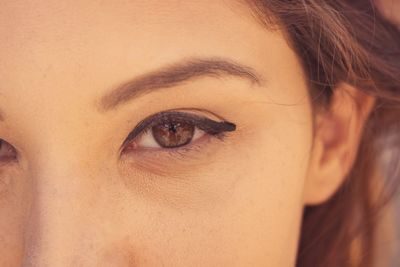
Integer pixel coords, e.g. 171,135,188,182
243,1,400,266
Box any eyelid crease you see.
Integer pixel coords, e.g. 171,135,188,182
119,111,236,152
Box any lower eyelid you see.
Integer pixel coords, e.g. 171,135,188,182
119,138,216,177
117,127,240,179
121,129,225,159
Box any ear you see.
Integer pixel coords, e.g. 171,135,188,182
304,83,376,205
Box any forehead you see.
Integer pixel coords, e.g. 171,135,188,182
0,0,270,93
0,0,297,129
0,0,259,62
0,1,281,96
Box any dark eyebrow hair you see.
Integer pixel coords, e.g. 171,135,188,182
98,58,263,111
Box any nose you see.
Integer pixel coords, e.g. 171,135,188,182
21,152,102,267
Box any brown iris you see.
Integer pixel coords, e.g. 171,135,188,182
151,121,195,148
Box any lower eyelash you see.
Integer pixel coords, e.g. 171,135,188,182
165,132,226,155
121,129,228,161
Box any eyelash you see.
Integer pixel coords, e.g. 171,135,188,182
120,110,236,156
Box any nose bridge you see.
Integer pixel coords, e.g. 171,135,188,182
22,149,98,266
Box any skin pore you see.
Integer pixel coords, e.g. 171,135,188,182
0,1,374,266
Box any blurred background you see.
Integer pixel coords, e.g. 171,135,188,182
372,1,399,266
380,131,400,267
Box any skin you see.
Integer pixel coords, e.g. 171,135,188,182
376,0,400,27
0,1,375,266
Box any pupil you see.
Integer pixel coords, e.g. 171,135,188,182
152,121,195,148
168,123,179,133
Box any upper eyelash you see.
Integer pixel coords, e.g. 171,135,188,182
120,111,236,150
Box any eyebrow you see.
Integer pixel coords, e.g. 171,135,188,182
98,58,263,112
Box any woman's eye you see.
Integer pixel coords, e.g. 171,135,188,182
0,139,17,162
121,111,236,152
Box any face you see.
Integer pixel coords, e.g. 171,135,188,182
0,1,315,266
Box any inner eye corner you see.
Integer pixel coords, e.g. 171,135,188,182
0,139,19,163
